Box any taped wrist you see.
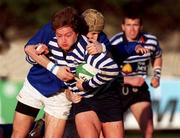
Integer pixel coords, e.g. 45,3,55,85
47,62,59,75
153,66,161,79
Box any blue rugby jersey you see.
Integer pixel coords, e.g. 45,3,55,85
110,32,162,78
48,35,119,98
24,23,67,97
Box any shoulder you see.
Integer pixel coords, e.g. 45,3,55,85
141,32,159,46
110,32,124,45
99,32,107,37
42,22,55,35
142,32,158,40
98,31,110,43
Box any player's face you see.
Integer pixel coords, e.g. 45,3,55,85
56,26,78,52
122,18,143,41
86,31,100,41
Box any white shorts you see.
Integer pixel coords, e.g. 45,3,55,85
16,79,72,120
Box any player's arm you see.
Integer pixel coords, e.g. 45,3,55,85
86,39,105,54
86,32,109,54
25,45,74,82
150,38,163,88
151,56,162,88
65,89,82,103
25,23,53,64
78,53,119,91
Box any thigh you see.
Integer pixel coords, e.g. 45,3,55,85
130,101,153,130
102,121,124,138
43,91,72,120
16,80,43,109
44,112,66,138
75,111,101,138
11,111,35,138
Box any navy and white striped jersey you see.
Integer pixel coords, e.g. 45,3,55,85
48,35,119,98
110,32,162,78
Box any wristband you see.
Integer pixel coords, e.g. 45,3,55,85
153,66,161,79
47,62,59,75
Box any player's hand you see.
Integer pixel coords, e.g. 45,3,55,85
35,44,49,55
150,77,160,88
65,89,82,103
124,76,145,87
56,66,74,82
75,77,84,91
87,39,103,55
135,44,149,55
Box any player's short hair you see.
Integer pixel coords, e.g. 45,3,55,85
51,7,88,34
82,9,105,32
122,2,143,25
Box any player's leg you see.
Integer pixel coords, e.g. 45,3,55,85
11,80,41,138
43,90,72,138
98,79,125,138
130,101,153,138
75,111,101,138
44,113,67,138
102,121,124,138
11,102,39,138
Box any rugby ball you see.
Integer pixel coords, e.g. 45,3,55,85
76,63,98,81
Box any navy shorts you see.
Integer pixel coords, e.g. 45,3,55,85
72,76,124,123
119,82,151,112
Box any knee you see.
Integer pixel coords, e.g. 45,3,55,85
11,130,27,138
141,124,154,138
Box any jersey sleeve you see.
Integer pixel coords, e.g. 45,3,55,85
153,41,162,58
25,22,55,64
109,42,138,65
98,32,111,52
82,51,120,91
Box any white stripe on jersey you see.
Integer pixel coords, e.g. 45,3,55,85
144,34,157,39
111,37,123,45
51,49,63,57
146,39,157,45
49,40,58,48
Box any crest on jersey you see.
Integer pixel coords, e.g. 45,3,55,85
122,63,132,74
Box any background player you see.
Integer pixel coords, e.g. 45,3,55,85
110,6,162,138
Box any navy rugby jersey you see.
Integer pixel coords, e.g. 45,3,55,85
110,32,162,78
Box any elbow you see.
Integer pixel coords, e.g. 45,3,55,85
24,45,30,54
24,45,35,55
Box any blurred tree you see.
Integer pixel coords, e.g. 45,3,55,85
0,0,179,44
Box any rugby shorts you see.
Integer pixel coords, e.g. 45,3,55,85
119,82,151,112
72,76,124,123
16,79,72,120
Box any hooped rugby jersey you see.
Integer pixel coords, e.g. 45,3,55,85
47,35,119,98
110,32,162,78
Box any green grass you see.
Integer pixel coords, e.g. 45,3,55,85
125,130,180,138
